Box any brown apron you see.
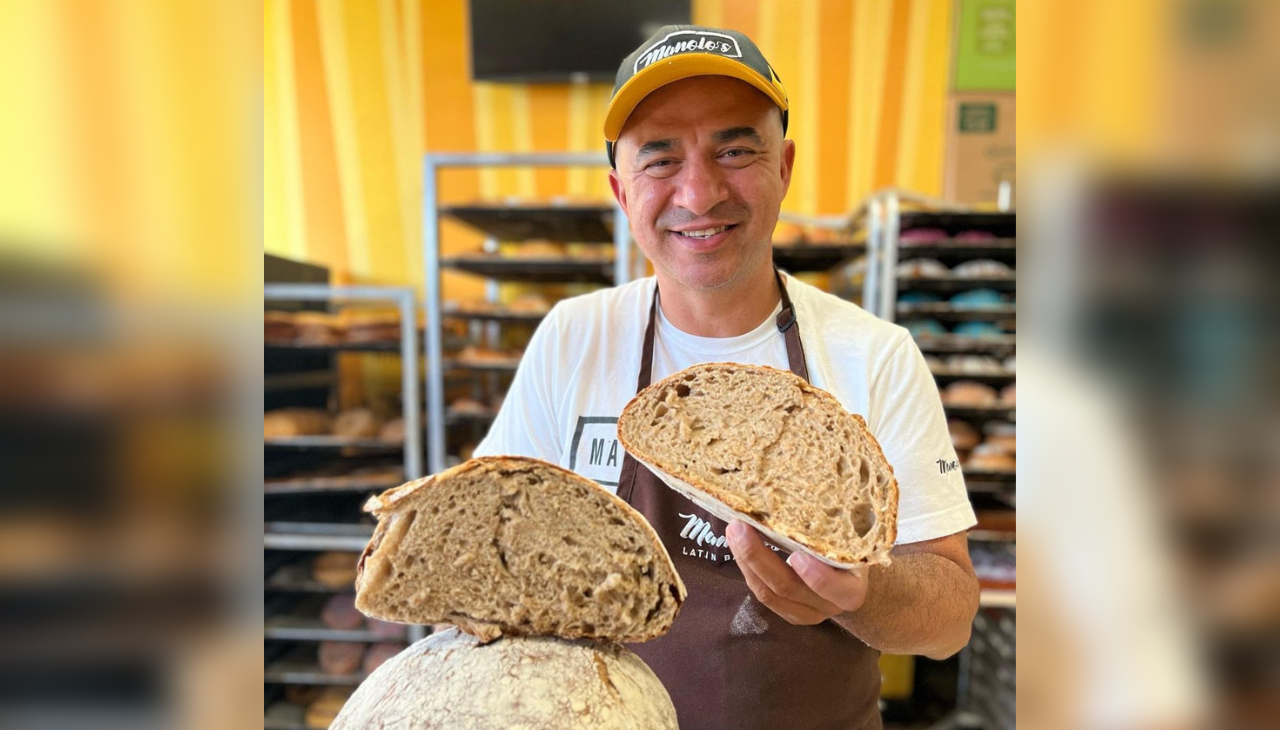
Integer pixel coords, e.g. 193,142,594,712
618,271,883,730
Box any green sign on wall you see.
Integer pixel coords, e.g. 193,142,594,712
954,0,1016,91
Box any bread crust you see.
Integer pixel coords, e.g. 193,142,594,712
329,628,678,730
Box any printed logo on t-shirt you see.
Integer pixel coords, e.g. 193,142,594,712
567,416,623,488
935,458,961,475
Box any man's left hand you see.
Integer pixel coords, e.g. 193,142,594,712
726,519,869,625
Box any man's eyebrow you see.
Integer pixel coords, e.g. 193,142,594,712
634,138,676,162
713,126,764,146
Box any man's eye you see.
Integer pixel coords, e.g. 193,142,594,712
723,148,754,158
648,159,673,168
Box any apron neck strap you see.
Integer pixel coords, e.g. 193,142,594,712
636,268,809,393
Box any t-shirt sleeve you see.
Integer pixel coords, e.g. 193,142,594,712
473,308,563,462
869,335,977,544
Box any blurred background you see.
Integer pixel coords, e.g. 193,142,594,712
0,0,1275,729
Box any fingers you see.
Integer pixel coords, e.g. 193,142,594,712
726,520,845,621
736,555,828,625
786,552,869,613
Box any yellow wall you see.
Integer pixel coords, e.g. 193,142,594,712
264,0,958,289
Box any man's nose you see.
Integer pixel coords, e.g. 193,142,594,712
671,157,729,217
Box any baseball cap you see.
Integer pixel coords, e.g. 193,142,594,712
604,25,789,167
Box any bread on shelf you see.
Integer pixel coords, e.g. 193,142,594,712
331,408,383,439
312,551,360,589
948,419,981,452
320,594,364,630
265,409,332,439
317,640,365,675
305,688,352,729
942,380,999,407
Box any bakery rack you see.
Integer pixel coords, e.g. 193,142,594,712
263,283,424,501
422,152,636,475
264,280,426,730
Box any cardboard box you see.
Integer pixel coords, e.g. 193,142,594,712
942,91,1015,205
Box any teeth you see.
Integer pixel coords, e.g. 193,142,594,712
679,225,728,238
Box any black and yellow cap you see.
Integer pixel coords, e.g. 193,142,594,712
605,25,789,167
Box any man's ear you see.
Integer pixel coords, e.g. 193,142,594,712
608,168,628,217
779,139,797,196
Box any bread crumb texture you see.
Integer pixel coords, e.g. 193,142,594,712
619,363,899,565
355,457,685,643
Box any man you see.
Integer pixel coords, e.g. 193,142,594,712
476,25,979,730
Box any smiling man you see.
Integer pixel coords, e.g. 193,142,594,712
476,25,979,730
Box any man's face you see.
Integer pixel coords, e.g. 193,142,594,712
609,76,795,292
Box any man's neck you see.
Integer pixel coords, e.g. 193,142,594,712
656,264,782,338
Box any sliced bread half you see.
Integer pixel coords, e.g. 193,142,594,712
617,363,899,567
355,456,686,643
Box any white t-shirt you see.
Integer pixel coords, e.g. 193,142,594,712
475,275,976,545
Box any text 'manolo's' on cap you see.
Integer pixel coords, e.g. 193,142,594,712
604,25,789,166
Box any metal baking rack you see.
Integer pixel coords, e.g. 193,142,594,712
264,283,428,727
423,152,636,474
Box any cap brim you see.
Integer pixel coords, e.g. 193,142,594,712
603,54,789,142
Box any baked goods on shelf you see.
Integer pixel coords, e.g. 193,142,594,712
294,312,345,346
954,230,998,242
265,409,332,438
320,594,364,630
896,258,951,278
455,345,522,364
361,641,407,674
946,355,1006,374
312,551,360,588
952,259,1014,279
952,321,1008,339
942,380,999,407
448,397,491,415
305,688,352,729
966,444,1016,471
984,421,1016,453
331,408,384,439
377,418,405,444
264,311,298,342
902,319,947,338
317,640,366,675
342,311,402,344
949,288,1007,308
948,419,981,452
898,227,949,244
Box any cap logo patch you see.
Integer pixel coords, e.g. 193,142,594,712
634,30,742,74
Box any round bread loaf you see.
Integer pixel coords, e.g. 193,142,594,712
330,628,677,730
948,419,981,451
312,551,359,588
317,641,365,675
365,617,407,640
306,688,351,729
361,641,406,674
320,594,364,630
332,408,382,439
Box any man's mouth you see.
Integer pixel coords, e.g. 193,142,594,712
673,224,736,240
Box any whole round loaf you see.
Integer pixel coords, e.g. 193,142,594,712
320,594,364,630
318,641,365,675
330,627,677,730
